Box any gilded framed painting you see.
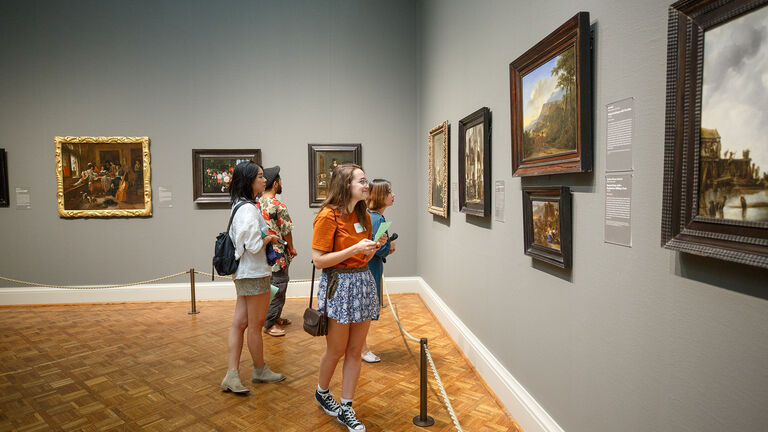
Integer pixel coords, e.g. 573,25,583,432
55,136,152,217
522,186,572,268
308,143,362,208
510,12,593,176
0,149,8,208
661,0,768,269
459,107,491,217
428,121,449,218
192,149,262,205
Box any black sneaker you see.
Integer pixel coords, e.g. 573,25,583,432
315,389,341,417
337,403,365,431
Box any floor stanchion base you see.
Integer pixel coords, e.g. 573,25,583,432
413,415,435,427
188,311,200,315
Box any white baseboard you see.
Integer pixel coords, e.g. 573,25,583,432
415,277,564,432
0,275,559,432
0,276,422,305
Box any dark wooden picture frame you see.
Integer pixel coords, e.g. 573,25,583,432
661,0,768,269
308,143,362,208
509,11,592,177
459,107,491,217
192,149,262,206
522,186,572,268
0,149,8,208
428,121,450,218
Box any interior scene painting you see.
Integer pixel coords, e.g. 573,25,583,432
56,137,151,217
698,6,768,222
521,45,577,161
431,130,446,208
532,200,561,250
464,123,484,205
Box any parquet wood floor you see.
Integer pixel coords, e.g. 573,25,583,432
0,293,522,432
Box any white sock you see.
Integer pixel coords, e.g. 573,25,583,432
317,384,329,393
341,398,353,406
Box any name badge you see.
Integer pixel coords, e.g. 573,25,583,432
354,222,365,233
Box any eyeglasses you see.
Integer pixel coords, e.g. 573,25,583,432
353,178,369,186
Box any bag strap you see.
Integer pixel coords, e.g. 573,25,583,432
309,208,338,310
227,200,250,232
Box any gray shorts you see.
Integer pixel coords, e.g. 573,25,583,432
234,276,271,296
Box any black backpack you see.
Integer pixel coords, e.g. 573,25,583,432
212,201,250,280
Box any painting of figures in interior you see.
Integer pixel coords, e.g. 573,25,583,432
55,136,151,217
698,5,768,222
521,46,577,161
532,200,561,250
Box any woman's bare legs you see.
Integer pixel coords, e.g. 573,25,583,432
245,292,270,368
317,318,371,399
227,295,248,370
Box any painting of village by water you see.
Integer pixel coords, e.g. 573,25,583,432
532,200,560,250
521,45,577,161
698,6,768,222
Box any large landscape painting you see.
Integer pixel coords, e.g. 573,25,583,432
521,45,577,161
698,6,768,222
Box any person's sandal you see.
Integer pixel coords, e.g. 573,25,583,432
264,326,286,337
276,317,292,326
361,351,381,363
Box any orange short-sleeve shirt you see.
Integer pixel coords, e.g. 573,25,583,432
312,207,372,268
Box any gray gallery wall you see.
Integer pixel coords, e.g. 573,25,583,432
0,0,418,284
415,1,768,432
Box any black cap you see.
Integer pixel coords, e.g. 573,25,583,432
263,165,280,187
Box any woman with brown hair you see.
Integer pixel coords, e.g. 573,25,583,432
360,178,396,363
312,164,387,432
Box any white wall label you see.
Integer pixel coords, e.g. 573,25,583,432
158,186,173,208
15,187,31,209
494,180,505,222
605,174,632,247
606,97,635,172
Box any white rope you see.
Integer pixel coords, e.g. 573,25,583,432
383,279,463,432
0,271,190,290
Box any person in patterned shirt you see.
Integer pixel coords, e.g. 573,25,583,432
260,166,298,337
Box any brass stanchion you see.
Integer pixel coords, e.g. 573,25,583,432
188,268,200,315
413,337,435,427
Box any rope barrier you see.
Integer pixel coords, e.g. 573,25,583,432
0,271,315,289
0,271,190,290
383,280,463,432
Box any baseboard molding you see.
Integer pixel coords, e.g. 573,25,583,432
415,277,564,432
0,275,560,432
0,276,422,306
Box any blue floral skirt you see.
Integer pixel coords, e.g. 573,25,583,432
318,270,379,324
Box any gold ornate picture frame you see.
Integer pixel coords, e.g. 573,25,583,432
428,121,449,218
55,136,152,217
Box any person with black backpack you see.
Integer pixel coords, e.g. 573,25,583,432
220,161,286,394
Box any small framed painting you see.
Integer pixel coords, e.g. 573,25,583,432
510,12,593,176
428,121,450,218
522,186,572,268
459,107,491,217
661,0,768,269
55,136,152,217
308,143,362,207
192,149,262,205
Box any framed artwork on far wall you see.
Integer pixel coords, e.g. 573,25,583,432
308,143,362,207
55,136,152,218
459,107,491,217
428,121,450,218
510,11,593,177
192,149,262,205
522,186,572,268
0,149,8,208
661,0,768,269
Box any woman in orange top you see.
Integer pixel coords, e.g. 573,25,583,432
312,164,387,432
